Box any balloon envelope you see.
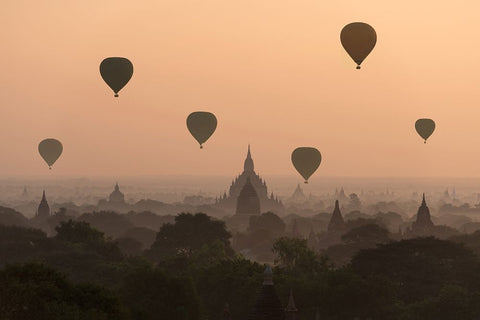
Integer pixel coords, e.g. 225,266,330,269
415,119,436,143
291,147,322,183
38,139,63,169
341,22,377,69
186,112,217,148
100,57,133,97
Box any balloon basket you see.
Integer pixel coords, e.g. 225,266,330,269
356,65,361,70
114,93,119,97
304,181,308,184
200,145,203,149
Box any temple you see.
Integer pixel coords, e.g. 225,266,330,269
235,177,261,216
216,145,283,214
109,182,125,204
247,266,287,320
327,200,345,234
289,183,306,202
411,194,434,234
97,182,127,212
36,190,50,218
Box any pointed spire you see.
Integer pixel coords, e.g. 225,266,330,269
328,200,345,233
285,290,298,320
286,290,298,311
422,193,426,206
263,265,273,285
42,189,46,200
244,144,254,172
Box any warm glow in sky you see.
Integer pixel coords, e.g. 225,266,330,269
2,0,480,177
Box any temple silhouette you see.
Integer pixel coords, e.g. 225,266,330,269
36,190,50,219
246,266,298,320
235,177,261,216
216,145,283,215
98,182,127,211
109,182,125,204
327,200,346,234
407,193,435,236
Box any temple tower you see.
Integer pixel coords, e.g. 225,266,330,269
36,190,50,218
327,200,345,233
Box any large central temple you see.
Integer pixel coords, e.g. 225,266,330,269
216,145,283,215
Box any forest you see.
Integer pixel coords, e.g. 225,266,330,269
2,207,480,320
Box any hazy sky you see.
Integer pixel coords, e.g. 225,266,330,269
2,1,480,178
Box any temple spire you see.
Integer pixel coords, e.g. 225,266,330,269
328,200,345,233
285,290,298,320
263,265,273,285
244,144,254,172
422,193,426,206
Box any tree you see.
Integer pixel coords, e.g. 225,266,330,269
146,213,233,262
341,223,390,245
0,206,30,228
77,211,134,238
351,237,480,304
248,212,285,237
0,263,126,319
55,220,106,246
0,225,49,266
272,237,326,273
120,266,200,320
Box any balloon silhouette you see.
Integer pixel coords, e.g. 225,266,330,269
291,147,322,183
186,112,217,148
100,57,133,97
341,22,377,69
38,139,63,169
415,119,436,143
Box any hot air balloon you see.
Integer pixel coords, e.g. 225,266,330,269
415,119,436,143
186,112,217,148
100,57,133,97
291,147,322,183
340,22,377,69
38,139,63,169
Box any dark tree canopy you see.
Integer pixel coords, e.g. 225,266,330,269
147,213,233,262
351,237,480,303
341,223,390,245
0,263,125,320
248,211,286,237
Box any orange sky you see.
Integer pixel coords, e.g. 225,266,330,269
1,1,480,178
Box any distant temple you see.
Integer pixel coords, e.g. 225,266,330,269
289,184,306,202
247,266,296,320
36,190,50,218
327,200,345,234
411,194,434,234
109,183,125,204
334,187,348,201
216,145,283,214
97,182,127,212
